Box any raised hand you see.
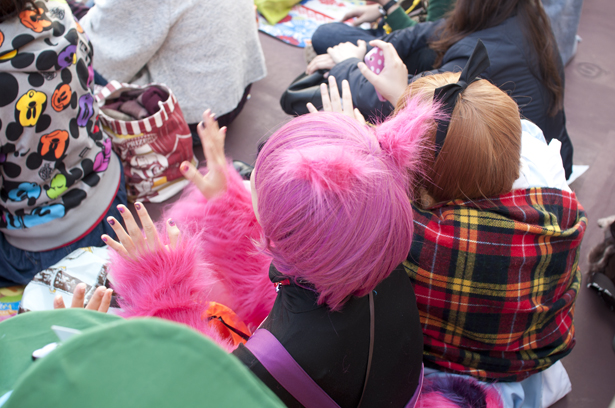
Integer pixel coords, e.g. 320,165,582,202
53,282,113,313
179,109,229,200
358,39,408,106
307,75,366,125
102,203,180,260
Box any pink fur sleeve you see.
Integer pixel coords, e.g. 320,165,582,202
164,164,276,330
108,235,231,350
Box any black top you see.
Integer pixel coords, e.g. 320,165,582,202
330,15,573,178
232,265,423,408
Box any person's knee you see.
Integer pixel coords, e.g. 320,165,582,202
312,23,347,54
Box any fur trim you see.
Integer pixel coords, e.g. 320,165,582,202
164,164,275,330
417,375,503,408
375,96,442,174
108,234,233,351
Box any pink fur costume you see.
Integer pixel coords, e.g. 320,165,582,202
109,165,274,351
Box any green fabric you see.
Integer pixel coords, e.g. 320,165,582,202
426,0,455,21
5,318,285,407
255,0,302,25
0,309,121,395
386,6,417,30
387,0,456,32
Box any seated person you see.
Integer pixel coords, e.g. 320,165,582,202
364,40,585,407
0,0,126,287
307,0,574,179
76,0,266,137
100,86,435,406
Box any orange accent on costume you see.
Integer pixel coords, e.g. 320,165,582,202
203,302,252,347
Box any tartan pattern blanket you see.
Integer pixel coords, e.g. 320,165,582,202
404,188,587,382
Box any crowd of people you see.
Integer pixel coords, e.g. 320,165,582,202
0,0,587,407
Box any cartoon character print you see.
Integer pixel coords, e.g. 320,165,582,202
4,203,65,230
18,3,65,37
77,94,94,126
57,44,76,69
93,138,112,172
51,83,72,111
8,182,41,206
15,89,47,127
47,174,67,199
19,8,52,33
38,130,69,160
0,30,4,48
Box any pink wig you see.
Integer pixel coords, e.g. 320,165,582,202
255,98,438,310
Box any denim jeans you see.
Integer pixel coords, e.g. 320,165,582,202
0,157,127,287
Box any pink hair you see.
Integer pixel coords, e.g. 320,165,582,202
254,98,437,310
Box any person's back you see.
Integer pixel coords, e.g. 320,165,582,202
0,0,124,286
78,0,267,126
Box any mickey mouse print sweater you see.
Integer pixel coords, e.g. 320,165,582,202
0,0,120,251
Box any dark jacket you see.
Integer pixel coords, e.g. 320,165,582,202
329,16,573,178
233,265,424,408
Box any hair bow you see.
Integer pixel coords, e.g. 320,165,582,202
433,39,491,159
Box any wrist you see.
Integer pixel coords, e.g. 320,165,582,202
382,0,398,14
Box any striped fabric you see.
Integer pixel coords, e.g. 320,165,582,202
95,81,177,136
404,188,587,382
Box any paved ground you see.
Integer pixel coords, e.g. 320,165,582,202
148,0,615,405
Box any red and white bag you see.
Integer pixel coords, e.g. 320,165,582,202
96,81,197,203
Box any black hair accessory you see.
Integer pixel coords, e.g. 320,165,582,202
433,39,491,159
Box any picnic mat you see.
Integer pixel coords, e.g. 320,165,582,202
258,0,366,48
0,286,24,322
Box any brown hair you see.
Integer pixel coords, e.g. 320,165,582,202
395,72,521,205
429,0,563,116
0,0,38,23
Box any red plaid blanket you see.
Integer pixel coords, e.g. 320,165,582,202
404,188,587,382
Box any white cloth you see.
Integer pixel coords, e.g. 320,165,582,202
79,0,267,124
513,120,571,192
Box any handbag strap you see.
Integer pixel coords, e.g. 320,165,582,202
245,291,377,408
245,329,341,408
357,290,375,408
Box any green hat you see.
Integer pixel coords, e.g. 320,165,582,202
4,316,285,407
0,308,121,396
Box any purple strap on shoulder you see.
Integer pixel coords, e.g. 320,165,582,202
245,329,424,408
245,329,341,408
405,364,424,408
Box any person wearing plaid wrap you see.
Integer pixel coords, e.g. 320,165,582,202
405,188,587,382
362,40,587,404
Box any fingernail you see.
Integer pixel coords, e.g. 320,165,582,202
108,288,114,294
107,217,115,226
118,206,125,213
181,163,189,172
135,203,142,210
102,236,108,242
168,219,176,227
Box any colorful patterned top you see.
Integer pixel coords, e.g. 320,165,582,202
0,0,120,251
404,188,587,382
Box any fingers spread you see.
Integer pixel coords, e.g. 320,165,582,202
115,205,144,249
320,83,332,112
167,218,181,250
306,102,319,113
341,79,354,117
53,294,66,309
354,108,367,125
86,286,106,311
134,202,160,252
328,75,342,112
71,283,86,308
102,234,131,259
98,289,113,314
